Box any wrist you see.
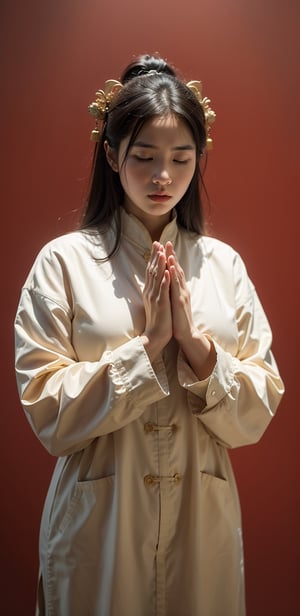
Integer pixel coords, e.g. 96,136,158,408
179,332,217,381
141,334,165,363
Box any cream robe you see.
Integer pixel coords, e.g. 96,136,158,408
14,210,284,616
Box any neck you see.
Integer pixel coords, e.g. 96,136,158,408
124,207,173,242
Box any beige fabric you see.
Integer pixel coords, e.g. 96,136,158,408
15,210,284,616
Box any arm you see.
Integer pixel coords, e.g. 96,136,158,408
14,257,169,457
167,242,284,448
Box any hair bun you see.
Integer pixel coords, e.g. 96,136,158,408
121,54,176,83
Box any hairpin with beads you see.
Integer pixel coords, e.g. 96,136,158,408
186,81,216,149
88,80,123,142
88,77,216,148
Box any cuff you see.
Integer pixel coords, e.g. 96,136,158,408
110,336,170,404
177,340,235,408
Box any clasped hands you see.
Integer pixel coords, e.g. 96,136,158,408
141,241,216,380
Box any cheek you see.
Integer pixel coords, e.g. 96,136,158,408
180,167,195,190
123,164,146,188
187,160,197,184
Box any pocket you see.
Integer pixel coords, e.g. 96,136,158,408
200,470,228,491
58,474,115,535
199,470,240,535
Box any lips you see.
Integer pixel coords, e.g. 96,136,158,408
148,193,172,202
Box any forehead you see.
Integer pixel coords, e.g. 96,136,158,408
131,114,195,147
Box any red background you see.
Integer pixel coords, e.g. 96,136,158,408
1,1,299,614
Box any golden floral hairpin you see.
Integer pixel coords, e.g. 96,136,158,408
88,80,123,142
88,77,216,148
186,81,216,149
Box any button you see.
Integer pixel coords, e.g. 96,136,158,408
144,422,154,433
173,473,182,484
143,250,151,262
144,475,154,486
211,390,216,397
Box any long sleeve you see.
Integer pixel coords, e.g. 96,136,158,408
177,249,284,448
14,236,169,457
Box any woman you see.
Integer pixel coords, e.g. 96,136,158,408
14,54,284,615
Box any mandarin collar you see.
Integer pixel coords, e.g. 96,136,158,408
120,208,178,260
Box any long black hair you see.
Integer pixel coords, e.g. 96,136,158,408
80,54,208,256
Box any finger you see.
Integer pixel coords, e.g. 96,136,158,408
165,242,180,271
159,269,170,297
169,263,179,286
146,252,166,295
152,241,165,256
167,254,184,284
165,241,175,260
149,243,165,270
145,244,162,281
165,242,182,277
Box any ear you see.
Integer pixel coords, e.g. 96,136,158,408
104,141,119,172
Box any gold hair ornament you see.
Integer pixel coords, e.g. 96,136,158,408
186,81,216,149
88,80,123,142
88,77,216,148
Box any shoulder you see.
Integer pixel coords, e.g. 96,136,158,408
26,230,111,274
35,230,101,259
21,230,110,303
201,235,256,307
179,229,243,267
201,234,253,284
178,230,254,304
200,235,245,268
23,232,86,283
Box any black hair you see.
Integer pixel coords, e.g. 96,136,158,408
80,54,209,257
121,54,177,82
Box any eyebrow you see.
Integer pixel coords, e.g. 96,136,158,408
132,140,195,151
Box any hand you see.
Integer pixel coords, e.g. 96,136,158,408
141,242,172,362
165,241,216,380
165,241,195,342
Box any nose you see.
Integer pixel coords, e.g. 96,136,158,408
152,168,172,186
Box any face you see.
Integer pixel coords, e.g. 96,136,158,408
106,114,196,238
